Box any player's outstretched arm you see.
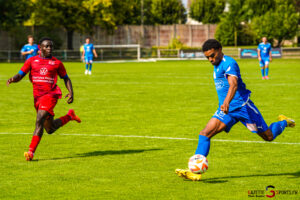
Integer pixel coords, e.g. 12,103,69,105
257,49,261,61
63,77,74,104
82,49,85,60
7,73,24,86
21,49,34,56
93,49,98,58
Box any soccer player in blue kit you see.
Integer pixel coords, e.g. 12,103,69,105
257,37,272,80
82,37,98,75
176,39,295,181
21,35,39,60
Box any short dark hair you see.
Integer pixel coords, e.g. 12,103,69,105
86,37,91,40
202,39,222,52
39,37,53,45
27,35,33,39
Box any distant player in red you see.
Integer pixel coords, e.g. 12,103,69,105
7,37,81,161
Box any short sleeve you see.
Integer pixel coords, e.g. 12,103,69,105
91,44,94,50
257,44,261,51
58,61,68,79
224,62,239,78
19,57,32,75
21,45,26,53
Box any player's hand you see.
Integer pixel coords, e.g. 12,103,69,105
258,57,261,61
6,77,14,86
220,103,229,114
65,93,73,104
269,58,272,62
95,54,98,58
30,49,34,53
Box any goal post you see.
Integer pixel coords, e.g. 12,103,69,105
93,44,141,61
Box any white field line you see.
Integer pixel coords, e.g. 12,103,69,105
0,132,300,145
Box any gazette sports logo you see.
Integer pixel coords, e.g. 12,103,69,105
40,68,48,75
248,185,299,198
265,185,275,198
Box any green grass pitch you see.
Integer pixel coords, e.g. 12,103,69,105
0,59,299,199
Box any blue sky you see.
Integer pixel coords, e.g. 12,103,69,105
182,0,188,8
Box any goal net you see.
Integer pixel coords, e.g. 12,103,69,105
93,44,141,62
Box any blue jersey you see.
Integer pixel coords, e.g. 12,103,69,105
213,55,251,112
83,43,94,57
257,42,271,58
21,44,39,60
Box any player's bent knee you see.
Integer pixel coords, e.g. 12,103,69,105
47,129,55,134
45,127,55,134
199,130,208,136
264,135,273,142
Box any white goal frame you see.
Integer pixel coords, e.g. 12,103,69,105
93,44,141,61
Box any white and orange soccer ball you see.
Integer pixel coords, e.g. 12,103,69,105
188,154,208,174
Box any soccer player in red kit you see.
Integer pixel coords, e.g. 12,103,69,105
7,38,81,161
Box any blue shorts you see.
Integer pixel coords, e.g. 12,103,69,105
212,100,268,133
259,58,270,67
85,56,93,63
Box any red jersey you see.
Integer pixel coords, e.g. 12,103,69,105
19,56,68,98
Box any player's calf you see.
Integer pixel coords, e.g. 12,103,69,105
44,110,81,134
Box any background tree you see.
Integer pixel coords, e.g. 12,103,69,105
33,0,92,49
215,0,247,46
109,0,153,25
189,0,225,24
151,0,187,24
243,0,276,20
82,0,116,31
33,0,116,49
215,0,275,46
252,0,299,47
0,0,33,31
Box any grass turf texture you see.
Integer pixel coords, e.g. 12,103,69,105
0,59,299,199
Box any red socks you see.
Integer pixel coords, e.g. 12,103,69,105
59,114,71,126
28,114,72,153
29,135,41,153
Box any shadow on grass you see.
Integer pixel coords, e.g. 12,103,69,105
201,171,300,184
35,148,162,161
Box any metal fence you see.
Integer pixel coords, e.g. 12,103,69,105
1,47,300,62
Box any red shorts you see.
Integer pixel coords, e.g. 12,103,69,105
34,94,58,116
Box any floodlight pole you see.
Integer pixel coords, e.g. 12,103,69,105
140,0,144,47
141,0,144,26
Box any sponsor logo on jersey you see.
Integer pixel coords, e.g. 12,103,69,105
40,67,48,75
215,79,224,90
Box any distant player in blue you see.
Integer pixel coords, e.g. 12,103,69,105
176,39,295,181
257,37,272,80
21,35,39,60
82,37,98,75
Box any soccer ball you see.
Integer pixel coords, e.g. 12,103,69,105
188,154,208,174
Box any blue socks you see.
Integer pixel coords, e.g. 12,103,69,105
89,63,92,71
261,68,265,77
195,135,210,157
265,67,269,76
85,64,89,70
269,120,287,140
194,121,287,157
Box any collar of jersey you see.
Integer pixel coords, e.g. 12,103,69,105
214,55,226,68
38,55,53,59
